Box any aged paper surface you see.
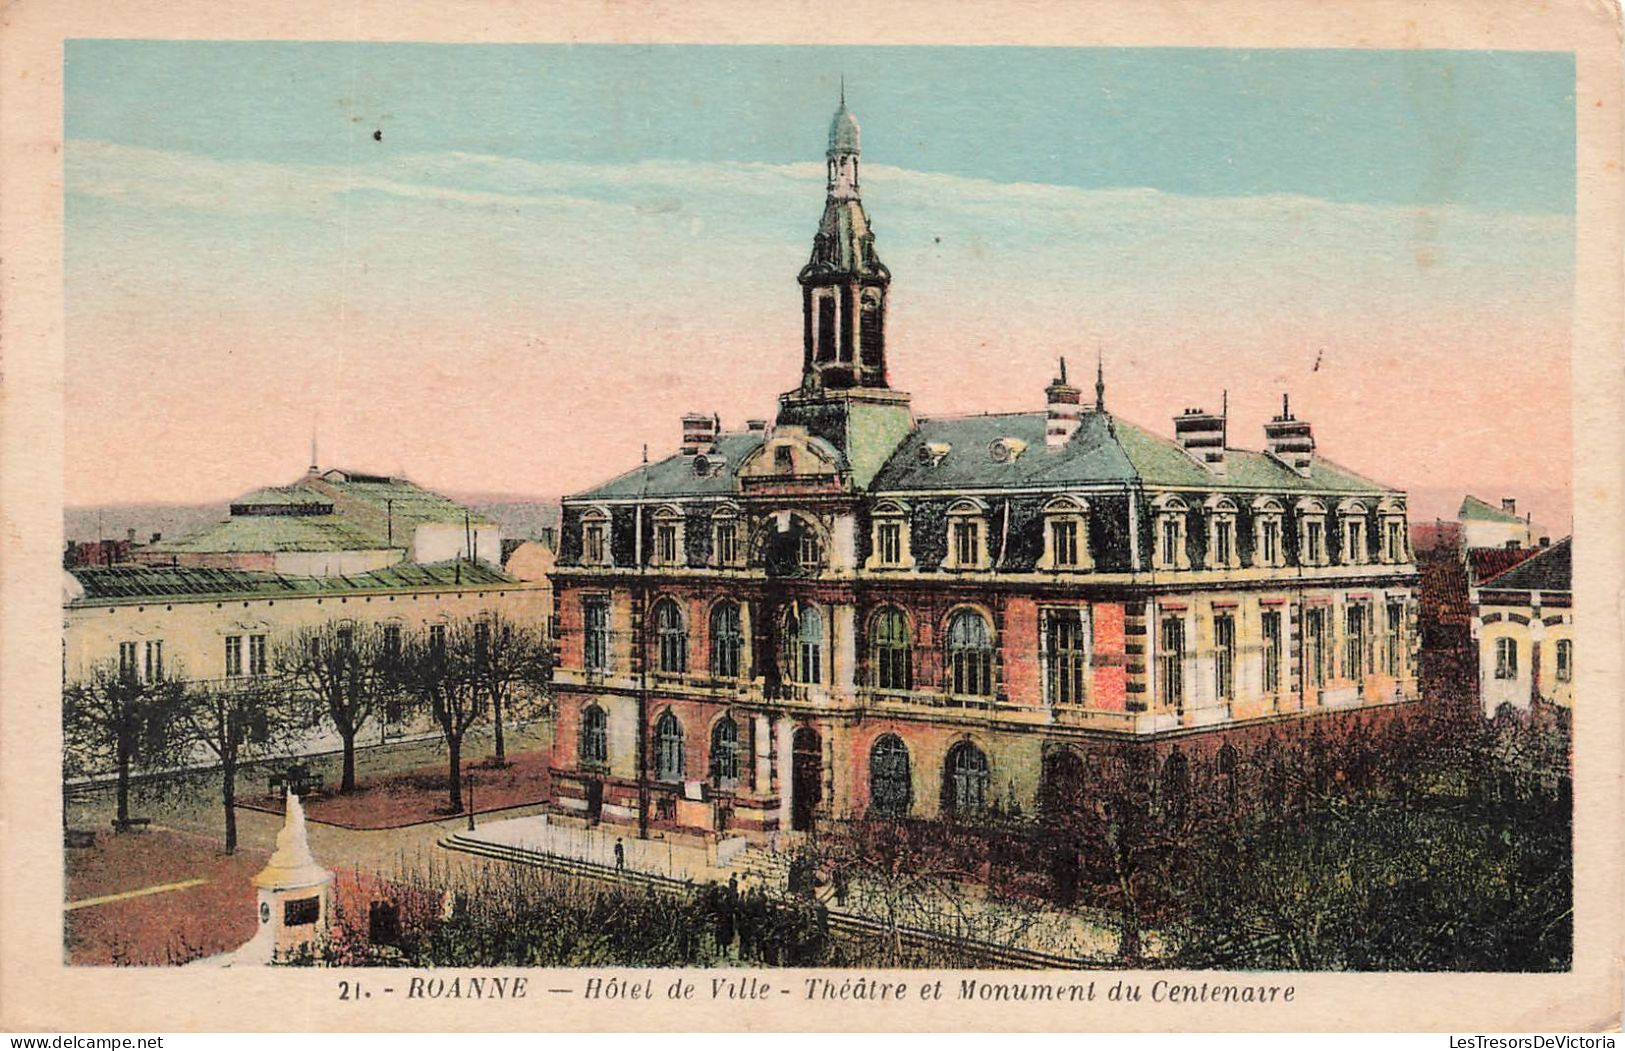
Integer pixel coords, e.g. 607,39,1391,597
2,0,1621,1033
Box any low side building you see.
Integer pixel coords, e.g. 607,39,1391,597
1458,495,1532,552
1471,537,1572,716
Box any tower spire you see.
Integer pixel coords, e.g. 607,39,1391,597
1095,349,1106,412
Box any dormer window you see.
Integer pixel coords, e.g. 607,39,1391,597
1297,499,1329,567
1037,495,1092,571
1337,500,1369,566
711,505,743,568
1252,497,1286,568
1204,496,1240,570
865,501,914,570
1378,499,1409,563
652,506,685,567
1151,495,1191,570
943,500,991,571
581,508,610,567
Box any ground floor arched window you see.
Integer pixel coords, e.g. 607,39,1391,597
868,734,912,817
944,741,990,814
655,709,684,781
710,715,740,788
580,704,608,767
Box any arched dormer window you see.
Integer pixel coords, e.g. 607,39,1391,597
1038,495,1092,571
945,608,994,697
1151,494,1191,570
652,597,687,675
652,505,685,567
944,499,991,572
580,506,611,567
869,606,913,691
1204,495,1240,570
1377,498,1409,564
1296,498,1329,567
865,500,914,570
655,709,684,781
1251,497,1287,568
1337,499,1370,566
710,504,743,568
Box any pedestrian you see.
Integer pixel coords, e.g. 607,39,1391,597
614,837,625,873
833,866,849,908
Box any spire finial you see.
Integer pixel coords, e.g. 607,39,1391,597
1095,347,1106,412
1058,355,1067,384
309,423,318,474
840,75,845,107
1282,392,1291,419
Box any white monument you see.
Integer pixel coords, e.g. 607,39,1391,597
247,791,334,964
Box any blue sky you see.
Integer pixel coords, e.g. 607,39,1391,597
67,43,1574,213
64,43,1576,526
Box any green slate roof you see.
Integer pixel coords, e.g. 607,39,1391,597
871,410,1398,495
1459,495,1526,524
569,432,768,501
148,471,492,554
570,410,1400,502
1480,538,1571,592
142,513,391,553
68,559,516,604
318,474,493,526
232,486,332,509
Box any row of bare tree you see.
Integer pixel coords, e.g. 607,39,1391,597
62,613,552,853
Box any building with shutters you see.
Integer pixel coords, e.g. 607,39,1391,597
546,96,1422,839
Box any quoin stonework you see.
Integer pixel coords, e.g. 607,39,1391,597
547,97,1422,840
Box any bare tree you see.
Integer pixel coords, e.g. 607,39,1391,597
274,622,387,793
470,612,552,766
391,621,488,811
177,675,296,853
63,659,188,830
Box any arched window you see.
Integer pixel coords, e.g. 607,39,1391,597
709,716,740,788
944,741,990,814
785,606,823,685
870,607,912,691
580,507,610,566
655,710,684,781
579,704,608,767
709,602,742,679
868,735,912,817
653,598,687,674
946,609,993,697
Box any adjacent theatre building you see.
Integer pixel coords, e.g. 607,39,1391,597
548,100,1421,838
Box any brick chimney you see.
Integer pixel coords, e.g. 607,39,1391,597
680,412,717,455
1263,394,1315,477
1173,402,1227,474
1501,497,1517,516
1045,358,1082,448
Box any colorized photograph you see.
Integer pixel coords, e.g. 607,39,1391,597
60,42,1575,973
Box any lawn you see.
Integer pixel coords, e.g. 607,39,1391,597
239,750,552,830
65,828,266,965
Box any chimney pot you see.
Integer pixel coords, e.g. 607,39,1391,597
680,411,717,455
1502,498,1517,515
1044,371,1082,447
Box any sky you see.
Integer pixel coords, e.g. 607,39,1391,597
64,43,1576,529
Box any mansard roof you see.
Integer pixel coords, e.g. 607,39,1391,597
870,410,1398,496
66,559,516,605
568,432,768,501
570,408,1400,504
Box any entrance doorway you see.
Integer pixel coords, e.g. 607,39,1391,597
791,726,822,832
585,779,603,824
